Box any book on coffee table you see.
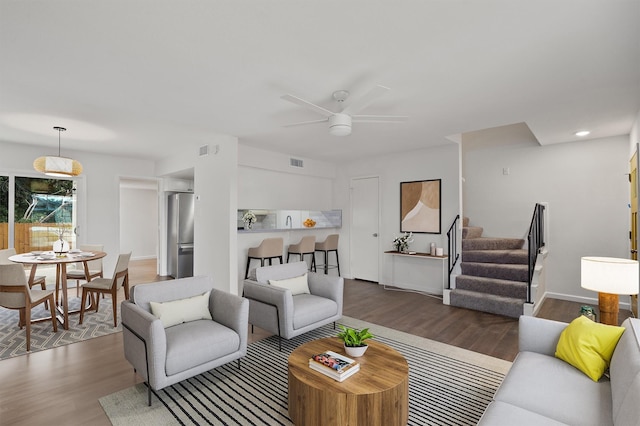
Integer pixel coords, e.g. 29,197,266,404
309,351,360,382
310,351,356,370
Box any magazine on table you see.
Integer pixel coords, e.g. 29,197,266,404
308,361,360,382
310,351,357,371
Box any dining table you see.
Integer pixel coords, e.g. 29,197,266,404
9,250,107,330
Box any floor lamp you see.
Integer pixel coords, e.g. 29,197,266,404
581,257,639,326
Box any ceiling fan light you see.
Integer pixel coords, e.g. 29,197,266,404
329,113,352,136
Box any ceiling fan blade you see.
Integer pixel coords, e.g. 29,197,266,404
342,85,390,115
281,94,334,117
283,118,329,128
351,115,409,123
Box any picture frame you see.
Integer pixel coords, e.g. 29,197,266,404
400,179,441,234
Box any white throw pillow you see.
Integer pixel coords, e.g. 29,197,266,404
150,291,212,328
269,273,310,295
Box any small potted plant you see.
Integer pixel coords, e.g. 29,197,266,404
392,232,413,253
337,325,374,357
242,210,256,229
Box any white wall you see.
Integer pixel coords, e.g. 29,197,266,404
0,140,156,272
463,134,630,303
630,109,640,157
156,135,239,294
236,145,337,287
334,143,461,285
119,182,158,260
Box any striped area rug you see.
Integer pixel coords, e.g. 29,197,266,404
100,317,511,426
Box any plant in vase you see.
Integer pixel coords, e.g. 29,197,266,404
392,232,413,253
53,227,70,255
242,210,256,229
337,325,374,357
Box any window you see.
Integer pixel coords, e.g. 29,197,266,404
13,177,77,253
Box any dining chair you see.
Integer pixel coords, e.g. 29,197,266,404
0,248,49,309
0,263,58,351
63,244,104,300
79,252,131,327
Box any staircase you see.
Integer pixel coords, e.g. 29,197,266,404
449,218,528,318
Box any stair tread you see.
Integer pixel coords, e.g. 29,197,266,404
462,249,528,265
460,261,529,282
449,288,524,318
455,274,527,299
462,237,525,251
462,261,527,269
451,288,525,302
456,274,527,285
463,249,527,254
462,226,484,239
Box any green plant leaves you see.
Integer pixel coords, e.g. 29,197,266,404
337,325,374,347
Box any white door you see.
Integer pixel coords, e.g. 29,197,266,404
351,177,379,282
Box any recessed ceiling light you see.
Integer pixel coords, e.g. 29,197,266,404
575,130,590,137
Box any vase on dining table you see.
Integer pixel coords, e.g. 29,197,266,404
53,237,70,255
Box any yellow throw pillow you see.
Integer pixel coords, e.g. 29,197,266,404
555,315,625,381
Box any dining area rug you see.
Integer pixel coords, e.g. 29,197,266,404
100,316,511,426
0,296,121,360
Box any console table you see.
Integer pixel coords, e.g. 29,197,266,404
384,250,448,295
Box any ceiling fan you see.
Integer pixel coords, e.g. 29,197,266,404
281,85,408,136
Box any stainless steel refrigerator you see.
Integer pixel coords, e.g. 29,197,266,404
167,193,194,278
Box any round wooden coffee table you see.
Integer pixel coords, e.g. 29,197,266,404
288,337,409,426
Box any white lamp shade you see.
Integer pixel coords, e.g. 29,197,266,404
33,156,83,177
581,256,639,295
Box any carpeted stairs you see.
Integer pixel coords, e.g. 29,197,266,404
449,218,527,318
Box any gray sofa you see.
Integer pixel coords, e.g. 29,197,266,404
479,316,640,426
242,261,343,350
121,276,248,405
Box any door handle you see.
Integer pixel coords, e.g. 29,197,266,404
372,233,378,237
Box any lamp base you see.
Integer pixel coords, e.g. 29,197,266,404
598,292,619,326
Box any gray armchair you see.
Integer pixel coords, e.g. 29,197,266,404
121,276,249,406
243,261,343,350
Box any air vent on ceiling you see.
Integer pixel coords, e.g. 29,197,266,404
199,145,209,156
290,157,304,168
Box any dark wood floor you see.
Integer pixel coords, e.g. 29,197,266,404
343,280,631,362
0,260,629,425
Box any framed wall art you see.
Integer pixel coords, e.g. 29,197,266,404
400,179,441,234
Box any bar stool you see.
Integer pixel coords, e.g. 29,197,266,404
315,234,340,276
245,238,284,279
286,236,316,272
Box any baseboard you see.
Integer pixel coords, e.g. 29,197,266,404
443,289,451,305
131,255,157,261
545,292,634,310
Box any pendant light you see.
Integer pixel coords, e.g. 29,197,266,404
33,126,83,177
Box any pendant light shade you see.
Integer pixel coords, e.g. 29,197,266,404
33,127,83,177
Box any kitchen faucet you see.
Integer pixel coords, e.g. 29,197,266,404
286,215,292,228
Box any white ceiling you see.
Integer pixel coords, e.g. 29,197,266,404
1,0,639,163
